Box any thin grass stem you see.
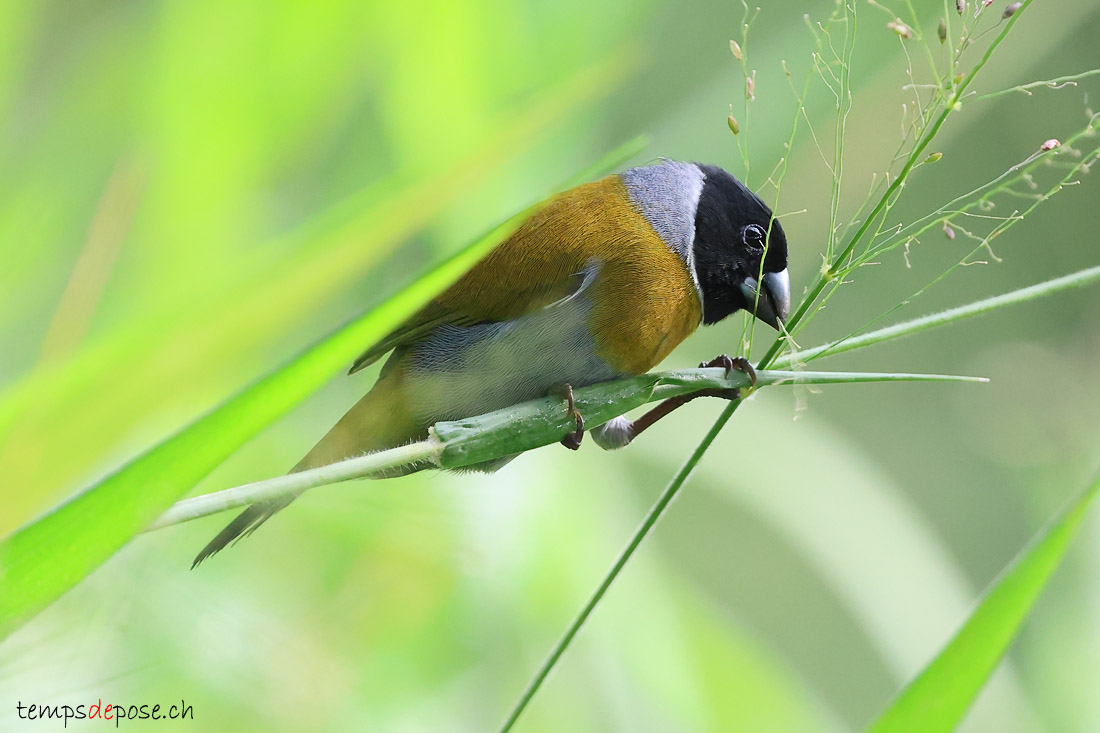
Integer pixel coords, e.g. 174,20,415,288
500,2,1049,727
760,0,1035,369
972,68,1100,100
498,400,743,733
775,264,1100,368
144,439,444,531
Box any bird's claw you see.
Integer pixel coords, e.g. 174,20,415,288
700,354,757,388
559,383,585,450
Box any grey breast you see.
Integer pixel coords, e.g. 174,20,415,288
402,264,621,424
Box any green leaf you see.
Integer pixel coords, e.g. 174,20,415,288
0,140,644,641
0,56,638,531
866,469,1100,733
0,213,521,642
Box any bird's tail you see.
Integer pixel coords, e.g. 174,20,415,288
192,368,423,567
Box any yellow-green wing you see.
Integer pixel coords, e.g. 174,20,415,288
347,308,477,374
347,264,589,375
348,174,636,375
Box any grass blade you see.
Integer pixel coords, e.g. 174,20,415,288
0,214,523,641
0,54,639,527
866,469,1100,732
0,139,644,640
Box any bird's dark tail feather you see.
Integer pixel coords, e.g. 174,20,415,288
191,366,418,568
191,494,297,568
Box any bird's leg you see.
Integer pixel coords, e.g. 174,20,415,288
558,383,585,450
591,355,755,450
631,355,754,435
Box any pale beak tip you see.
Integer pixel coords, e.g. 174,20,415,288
739,269,790,331
764,269,791,325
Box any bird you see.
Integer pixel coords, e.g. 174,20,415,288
193,159,790,566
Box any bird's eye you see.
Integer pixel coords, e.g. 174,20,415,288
742,224,766,251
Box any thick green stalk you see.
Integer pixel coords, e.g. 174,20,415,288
151,369,978,531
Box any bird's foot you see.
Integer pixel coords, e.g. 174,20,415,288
558,383,585,450
590,356,754,451
699,354,756,400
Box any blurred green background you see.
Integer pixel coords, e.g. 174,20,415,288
2,0,1099,730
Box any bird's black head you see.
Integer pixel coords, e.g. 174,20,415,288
692,164,790,328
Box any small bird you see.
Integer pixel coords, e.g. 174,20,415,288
194,159,790,565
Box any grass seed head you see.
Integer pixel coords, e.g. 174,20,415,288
1003,2,1022,19
887,20,913,39
728,114,740,135
730,39,743,61
938,18,948,43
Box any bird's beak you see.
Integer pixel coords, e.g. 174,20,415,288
739,269,791,331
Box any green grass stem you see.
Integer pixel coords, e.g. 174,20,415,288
150,368,980,532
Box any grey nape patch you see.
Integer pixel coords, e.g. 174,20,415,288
620,159,705,295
